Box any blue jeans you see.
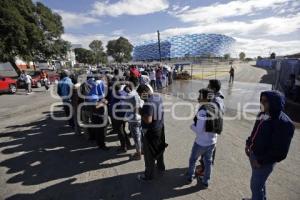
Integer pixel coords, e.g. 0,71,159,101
156,79,162,89
188,142,215,185
250,159,275,200
129,122,142,152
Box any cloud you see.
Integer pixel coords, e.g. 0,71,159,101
91,0,169,17
172,0,292,24
55,10,100,28
61,33,126,49
112,29,125,36
234,37,300,57
138,13,300,40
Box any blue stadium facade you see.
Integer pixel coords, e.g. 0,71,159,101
133,34,236,61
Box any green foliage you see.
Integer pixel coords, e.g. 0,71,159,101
0,0,69,69
224,53,231,60
74,48,95,64
89,40,106,65
239,52,246,60
244,57,253,62
106,37,133,63
270,52,276,59
257,56,263,60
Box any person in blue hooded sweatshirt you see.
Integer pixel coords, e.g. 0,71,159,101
243,90,295,200
57,70,74,127
86,75,109,150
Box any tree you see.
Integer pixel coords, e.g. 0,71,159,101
74,48,95,65
257,56,263,60
0,0,69,74
224,53,231,60
89,40,106,66
270,52,276,59
239,52,246,60
106,37,133,63
245,58,253,62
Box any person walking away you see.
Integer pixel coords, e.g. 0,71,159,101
40,70,49,90
137,85,167,181
187,88,220,188
243,90,294,200
149,68,156,90
124,81,144,160
57,70,74,127
86,75,109,150
229,66,235,83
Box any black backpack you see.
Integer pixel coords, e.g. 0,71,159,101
196,103,223,134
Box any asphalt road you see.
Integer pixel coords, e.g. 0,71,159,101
0,94,299,200
0,64,299,200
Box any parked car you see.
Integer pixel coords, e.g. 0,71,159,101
0,75,17,94
17,70,60,89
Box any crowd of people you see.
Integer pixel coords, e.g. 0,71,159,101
56,64,295,200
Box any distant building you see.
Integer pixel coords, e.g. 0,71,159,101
133,34,236,61
66,44,82,67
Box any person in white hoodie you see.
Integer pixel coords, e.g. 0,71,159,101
187,88,219,188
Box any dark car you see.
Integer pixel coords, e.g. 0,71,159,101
0,75,17,94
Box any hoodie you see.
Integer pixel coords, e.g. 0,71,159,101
246,90,295,165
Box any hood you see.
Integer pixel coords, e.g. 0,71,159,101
260,90,285,118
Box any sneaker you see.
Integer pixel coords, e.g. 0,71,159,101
187,178,193,184
131,152,142,160
242,198,251,200
201,182,209,189
198,177,209,189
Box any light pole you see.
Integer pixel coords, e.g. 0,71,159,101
157,30,162,62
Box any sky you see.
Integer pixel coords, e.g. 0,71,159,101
35,0,300,58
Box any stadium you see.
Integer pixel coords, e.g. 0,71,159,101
133,34,236,61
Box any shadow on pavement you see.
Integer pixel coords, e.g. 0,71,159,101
0,109,206,200
0,110,131,186
251,65,275,85
6,168,205,200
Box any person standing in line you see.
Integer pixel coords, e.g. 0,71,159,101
243,91,294,200
206,79,224,165
137,84,167,181
229,66,235,83
57,70,74,127
156,66,163,90
86,75,109,150
149,68,156,91
110,82,132,152
187,88,219,188
124,81,144,160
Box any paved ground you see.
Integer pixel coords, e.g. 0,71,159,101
0,64,299,200
0,94,299,200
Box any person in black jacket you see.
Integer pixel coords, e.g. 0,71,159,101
243,90,295,200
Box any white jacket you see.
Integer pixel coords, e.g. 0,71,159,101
190,109,217,147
